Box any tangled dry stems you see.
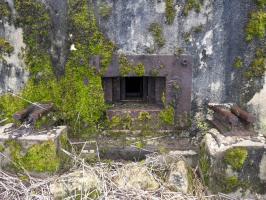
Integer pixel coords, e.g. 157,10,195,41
0,142,239,200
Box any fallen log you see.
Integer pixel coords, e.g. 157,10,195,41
231,105,255,124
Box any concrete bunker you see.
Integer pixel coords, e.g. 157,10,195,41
92,54,193,129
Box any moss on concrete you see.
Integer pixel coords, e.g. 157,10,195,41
183,0,201,16
99,3,112,19
149,23,165,48
0,144,5,153
134,63,145,76
5,140,60,173
233,56,244,69
246,11,266,42
222,176,241,193
0,1,11,22
245,48,266,79
165,0,176,25
224,147,248,171
0,37,14,60
0,0,115,136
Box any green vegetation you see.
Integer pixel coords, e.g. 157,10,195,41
193,24,204,33
109,114,133,130
149,23,165,48
246,11,266,42
183,0,201,16
183,32,191,43
165,0,176,25
222,176,241,193
0,144,4,152
245,48,266,79
99,3,112,19
6,140,60,173
174,47,184,57
134,63,145,76
224,147,248,170
199,143,211,185
119,54,146,76
0,1,11,22
159,106,175,126
0,37,14,59
233,56,244,69
256,0,266,8
0,0,115,136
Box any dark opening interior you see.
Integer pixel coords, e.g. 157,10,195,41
125,77,143,100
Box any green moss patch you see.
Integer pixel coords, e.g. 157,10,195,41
6,140,60,173
149,23,165,49
245,48,266,79
183,0,202,16
246,11,266,42
0,1,11,22
118,54,146,76
224,147,248,170
0,37,14,59
99,3,112,19
0,144,5,152
0,0,115,136
165,0,176,25
233,56,244,69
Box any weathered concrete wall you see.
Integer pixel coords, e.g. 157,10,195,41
0,0,265,134
0,0,28,94
200,129,266,196
94,0,265,133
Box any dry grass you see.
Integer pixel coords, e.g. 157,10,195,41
0,142,244,200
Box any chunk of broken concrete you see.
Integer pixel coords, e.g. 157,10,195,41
50,170,101,199
167,160,189,193
113,163,159,191
0,126,71,176
199,128,266,195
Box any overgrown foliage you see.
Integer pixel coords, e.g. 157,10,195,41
165,0,176,25
0,0,115,136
